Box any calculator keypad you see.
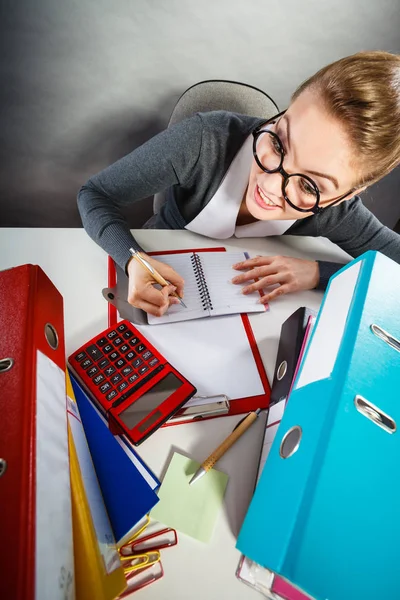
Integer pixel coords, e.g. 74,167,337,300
70,321,167,410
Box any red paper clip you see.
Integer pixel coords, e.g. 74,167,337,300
120,527,178,555
118,561,164,597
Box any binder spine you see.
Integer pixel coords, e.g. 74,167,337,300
191,253,213,311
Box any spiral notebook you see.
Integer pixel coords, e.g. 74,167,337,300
146,249,267,325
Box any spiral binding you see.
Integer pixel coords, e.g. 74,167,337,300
191,253,213,311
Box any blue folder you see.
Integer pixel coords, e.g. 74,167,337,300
237,251,400,600
70,373,159,546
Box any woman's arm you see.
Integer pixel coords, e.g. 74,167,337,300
77,114,203,272
316,196,400,287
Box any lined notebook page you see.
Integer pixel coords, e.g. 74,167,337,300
200,252,265,316
147,251,265,325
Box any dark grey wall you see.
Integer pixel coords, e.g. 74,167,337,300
1,0,399,229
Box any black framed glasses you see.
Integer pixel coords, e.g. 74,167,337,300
252,111,354,214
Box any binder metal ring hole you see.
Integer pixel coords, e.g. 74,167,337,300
44,323,58,350
277,360,287,381
354,395,396,434
280,426,302,459
0,458,7,477
0,357,14,373
108,292,115,300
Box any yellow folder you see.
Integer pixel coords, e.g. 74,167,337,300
67,372,126,600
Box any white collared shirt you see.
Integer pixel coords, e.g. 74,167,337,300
185,135,296,239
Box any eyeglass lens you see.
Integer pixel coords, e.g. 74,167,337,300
254,131,319,210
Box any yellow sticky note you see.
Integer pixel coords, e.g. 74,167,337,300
151,452,229,543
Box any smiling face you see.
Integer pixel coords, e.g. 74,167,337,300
243,89,361,221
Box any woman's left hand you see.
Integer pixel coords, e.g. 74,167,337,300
231,255,320,303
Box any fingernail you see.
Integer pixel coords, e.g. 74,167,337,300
233,263,241,268
242,287,249,294
231,277,239,283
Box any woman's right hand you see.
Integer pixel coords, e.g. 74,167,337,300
126,254,185,317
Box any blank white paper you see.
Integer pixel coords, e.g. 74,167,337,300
137,313,265,406
36,351,74,600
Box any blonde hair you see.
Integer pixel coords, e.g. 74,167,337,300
292,51,400,187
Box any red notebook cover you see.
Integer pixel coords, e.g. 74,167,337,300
0,265,73,600
107,248,271,421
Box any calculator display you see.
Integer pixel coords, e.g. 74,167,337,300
118,372,182,430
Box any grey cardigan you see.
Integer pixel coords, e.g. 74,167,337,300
77,111,400,289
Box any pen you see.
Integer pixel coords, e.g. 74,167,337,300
189,408,261,485
129,248,187,308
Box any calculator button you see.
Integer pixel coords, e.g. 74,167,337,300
107,330,118,339
136,343,146,353
103,344,113,354
93,373,105,385
116,358,126,369
81,358,93,370
120,344,130,354
129,337,140,346
106,389,118,401
100,381,112,394
104,365,116,377
75,351,87,362
109,351,120,361
139,365,149,375
87,366,99,378
111,373,123,384
122,365,133,376
126,351,136,361
132,358,143,369
113,337,123,346
142,350,152,361
128,374,139,384
117,323,128,333
118,381,129,392
123,330,134,340
86,344,105,361
97,337,108,347
148,357,159,367
98,358,110,369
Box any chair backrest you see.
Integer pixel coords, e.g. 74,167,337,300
153,80,279,214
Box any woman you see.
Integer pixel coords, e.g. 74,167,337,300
78,51,400,317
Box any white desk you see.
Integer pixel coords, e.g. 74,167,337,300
0,229,350,600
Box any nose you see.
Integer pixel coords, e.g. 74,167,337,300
260,171,284,200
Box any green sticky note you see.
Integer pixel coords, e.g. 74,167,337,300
151,452,229,543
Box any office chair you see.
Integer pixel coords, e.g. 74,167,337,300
153,79,279,214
